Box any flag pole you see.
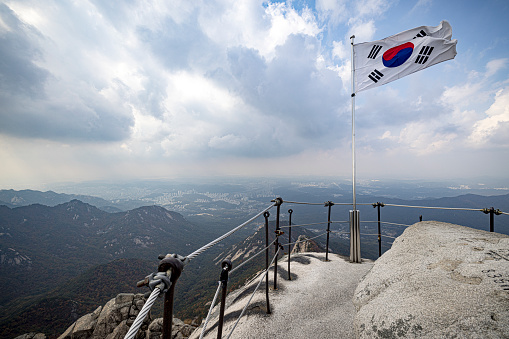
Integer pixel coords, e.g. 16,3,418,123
349,34,361,263
350,35,356,211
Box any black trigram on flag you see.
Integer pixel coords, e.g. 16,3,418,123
368,69,384,83
415,46,434,64
413,30,427,39
367,45,382,59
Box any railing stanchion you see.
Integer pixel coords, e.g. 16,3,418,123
373,202,384,258
287,209,293,280
158,257,184,339
217,260,232,339
272,197,283,290
483,207,502,232
325,201,334,261
263,211,271,314
490,207,495,232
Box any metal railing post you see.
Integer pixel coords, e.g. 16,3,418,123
287,209,293,280
272,197,283,290
350,209,361,263
158,257,184,339
217,260,232,339
325,201,334,261
490,207,495,233
263,211,271,314
372,202,384,258
483,207,501,232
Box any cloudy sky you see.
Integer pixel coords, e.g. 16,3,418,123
1,0,508,188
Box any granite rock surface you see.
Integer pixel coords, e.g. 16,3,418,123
353,221,509,338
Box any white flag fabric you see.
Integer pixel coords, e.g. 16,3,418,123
353,21,457,93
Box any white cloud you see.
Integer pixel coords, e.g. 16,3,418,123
485,58,508,78
354,0,390,18
332,40,348,60
347,20,376,43
469,87,509,146
316,0,348,24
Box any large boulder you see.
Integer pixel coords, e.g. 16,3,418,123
353,221,509,338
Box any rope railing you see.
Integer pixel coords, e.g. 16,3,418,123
186,202,276,261
125,202,276,339
124,288,162,339
230,238,277,275
199,282,222,339
362,221,413,227
280,221,328,228
125,196,508,339
281,231,329,247
225,247,281,339
283,201,325,205
382,203,482,211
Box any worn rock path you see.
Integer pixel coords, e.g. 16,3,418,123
190,252,373,339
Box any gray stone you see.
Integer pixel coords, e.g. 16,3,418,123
58,306,102,339
290,235,324,254
353,221,509,339
105,320,129,339
115,293,134,305
14,333,47,339
146,317,197,339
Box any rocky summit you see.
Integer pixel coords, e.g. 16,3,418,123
354,221,509,338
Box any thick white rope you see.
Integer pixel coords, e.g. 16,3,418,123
362,221,412,227
280,221,328,228
225,248,281,339
383,203,481,211
230,238,277,275
186,203,275,261
124,287,161,339
199,281,222,339
280,231,329,247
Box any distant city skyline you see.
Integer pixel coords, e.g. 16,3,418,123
1,0,508,188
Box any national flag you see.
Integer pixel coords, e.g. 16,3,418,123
353,21,457,93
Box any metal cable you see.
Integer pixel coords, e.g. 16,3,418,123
280,221,328,228
230,238,278,275
500,211,509,216
331,231,350,235
362,221,412,227
186,203,275,261
281,231,328,247
225,248,281,339
382,203,481,211
199,281,222,339
360,233,397,239
283,201,325,205
124,287,161,339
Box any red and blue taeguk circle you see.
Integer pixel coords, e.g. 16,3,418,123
382,42,414,68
